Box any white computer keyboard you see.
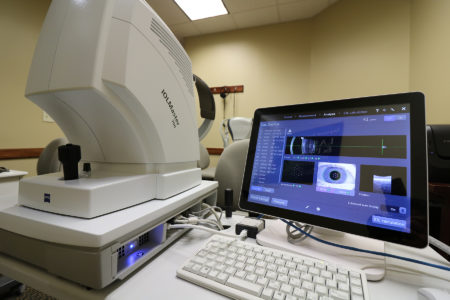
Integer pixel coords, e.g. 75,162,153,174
177,235,370,300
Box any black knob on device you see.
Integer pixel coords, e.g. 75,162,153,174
58,144,81,180
225,188,233,218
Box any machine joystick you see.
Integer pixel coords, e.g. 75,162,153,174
58,144,81,180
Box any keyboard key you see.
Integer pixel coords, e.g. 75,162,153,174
246,251,256,258
320,270,332,279
297,264,308,273
289,269,301,278
268,280,281,290
224,266,236,275
338,282,349,292
191,264,202,274
349,271,360,278
274,291,286,300
286,261,297,269
255,267,266,276
266,270,278,280
235,270,246,278
304,259,314,267
308,267,320,276
293,257,303,264
280,283,293,294
302,280,314,291
256,253,265,260
293,287,306,298
273,252,282,258
301,273,313,282
257,276,269,287
338,268,349,275
351,277,362,287
315,262,326,270
329,288,350,300
315,284,328,296
226,276,263,296
313,276,325,285
327,265,337,273
244,265,255,273
336,274,349,283
245,273,257,283
283,254,293,260
256,260,267,268
289,277,301,286
262,288,274,300
306,291,319,300
216,272,228,284
277,274,289,283
326,279,337,289
192,256,206,264
278,266,289,275
352,286,363,295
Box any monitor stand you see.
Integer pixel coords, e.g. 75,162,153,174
257,219,386,281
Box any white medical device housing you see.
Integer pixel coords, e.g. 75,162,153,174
19,0,201,218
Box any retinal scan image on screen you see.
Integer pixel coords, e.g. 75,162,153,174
248,104,411,233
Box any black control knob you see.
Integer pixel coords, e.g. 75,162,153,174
58,144,81,180
225,188,233,218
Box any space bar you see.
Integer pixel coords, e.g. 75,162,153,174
226,276,263,296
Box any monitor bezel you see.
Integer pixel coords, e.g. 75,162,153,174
239,92,428,248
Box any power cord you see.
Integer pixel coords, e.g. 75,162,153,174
168,224,247,240
281,218,450,272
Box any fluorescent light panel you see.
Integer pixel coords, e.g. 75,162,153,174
174,0,228,21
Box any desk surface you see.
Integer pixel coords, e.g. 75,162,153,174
0,216,449,300
0,170,27,179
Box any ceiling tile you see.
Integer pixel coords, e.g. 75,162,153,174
170,22,201,39
146,0,189,25
233,6,279,29
224,0,277,14
279,0,329,22
194,14,237,35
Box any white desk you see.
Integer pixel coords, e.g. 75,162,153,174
0,170,27,197
0,215,449,300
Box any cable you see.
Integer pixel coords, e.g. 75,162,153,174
281,219,450,272
429,236,450,255
189,204,224,230
168,224,247,240
286,222,313,244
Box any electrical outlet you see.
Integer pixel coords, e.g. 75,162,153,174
43,111,55,122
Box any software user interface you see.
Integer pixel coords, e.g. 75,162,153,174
248,104,411,233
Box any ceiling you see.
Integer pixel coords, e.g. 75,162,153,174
146,0,338,41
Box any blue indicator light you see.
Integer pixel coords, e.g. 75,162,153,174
129,243,135,249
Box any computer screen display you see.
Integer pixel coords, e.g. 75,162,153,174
239,92,428,248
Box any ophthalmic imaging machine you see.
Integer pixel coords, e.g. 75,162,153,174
0,0,217,289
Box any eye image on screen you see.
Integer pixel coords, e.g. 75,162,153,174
360,165,407,196
281,160,315,185
373,175,392,194
285,136,318,155
316,162,356,196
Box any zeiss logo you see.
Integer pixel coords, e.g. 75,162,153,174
44,193,51,203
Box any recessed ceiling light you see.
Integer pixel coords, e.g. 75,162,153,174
174,0,228,21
